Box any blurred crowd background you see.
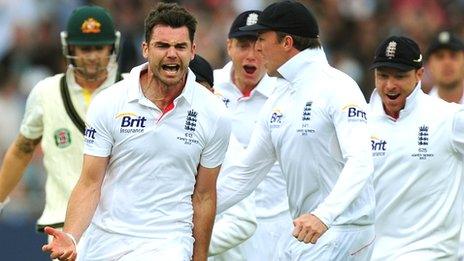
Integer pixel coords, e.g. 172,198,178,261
1,0,464,259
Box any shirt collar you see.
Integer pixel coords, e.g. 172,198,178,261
127,62,197,106
369,82,423,120
277,48,328,84
429,86,464,104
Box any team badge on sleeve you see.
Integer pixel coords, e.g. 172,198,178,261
54,128,72,148
84,127,97,144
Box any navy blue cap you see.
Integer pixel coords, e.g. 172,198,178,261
370,36,423,71
239,1,319,38
426,31,464,57
229,10,262,39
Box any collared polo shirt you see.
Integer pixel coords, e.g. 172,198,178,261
84,63,231,238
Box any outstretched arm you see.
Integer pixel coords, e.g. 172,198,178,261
42,154,108,260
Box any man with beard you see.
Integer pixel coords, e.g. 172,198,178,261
0,5,121,240
42,3,230,261
426,31,464,104
214,10,292,261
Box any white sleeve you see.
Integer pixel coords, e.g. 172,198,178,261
312,84,374,227
209,136,257,255
208,194,256,256
216,105,276,214
200,110,232,168
83,94,114,157
451,108,464,155
20,83,44,139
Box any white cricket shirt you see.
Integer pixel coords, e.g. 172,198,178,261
84,63,231,238
370,84,464,260
214,61,289,219
217,48,375,228
428,86,464,104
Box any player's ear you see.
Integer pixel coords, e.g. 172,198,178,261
142,41,149,59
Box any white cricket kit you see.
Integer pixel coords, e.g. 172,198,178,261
217,48,375,259
20,66,118,228
429,87,464,104
208,135,257,261
370,85,464,260
214,62,291,260
82,63,230,258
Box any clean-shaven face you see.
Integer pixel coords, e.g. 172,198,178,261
255,31,288,77
375,67,423,119
227,37,266,88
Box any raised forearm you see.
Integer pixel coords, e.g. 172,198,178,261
0,135,40,201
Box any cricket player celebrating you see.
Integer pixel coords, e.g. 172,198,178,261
42,3,230,261
217,1,375,260
369,35,464,260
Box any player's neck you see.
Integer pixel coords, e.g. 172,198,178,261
140,70,185,110
232,71,257,97
437,82,464,103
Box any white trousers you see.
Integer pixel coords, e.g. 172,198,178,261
276,224,375,261
77,224,193,261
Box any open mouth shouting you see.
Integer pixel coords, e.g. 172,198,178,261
385,93,400,100
243,65,257,75
161,64,181,76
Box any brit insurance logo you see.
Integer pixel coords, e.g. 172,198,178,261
116,112,147,134
342,104,367,122
411,125,433,160
270,108,283,129
84,126,96,144
54,128,72,148
177,109,200,145
371,136,387,157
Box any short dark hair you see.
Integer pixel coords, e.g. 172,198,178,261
275,31,321,51
144,2,197,43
